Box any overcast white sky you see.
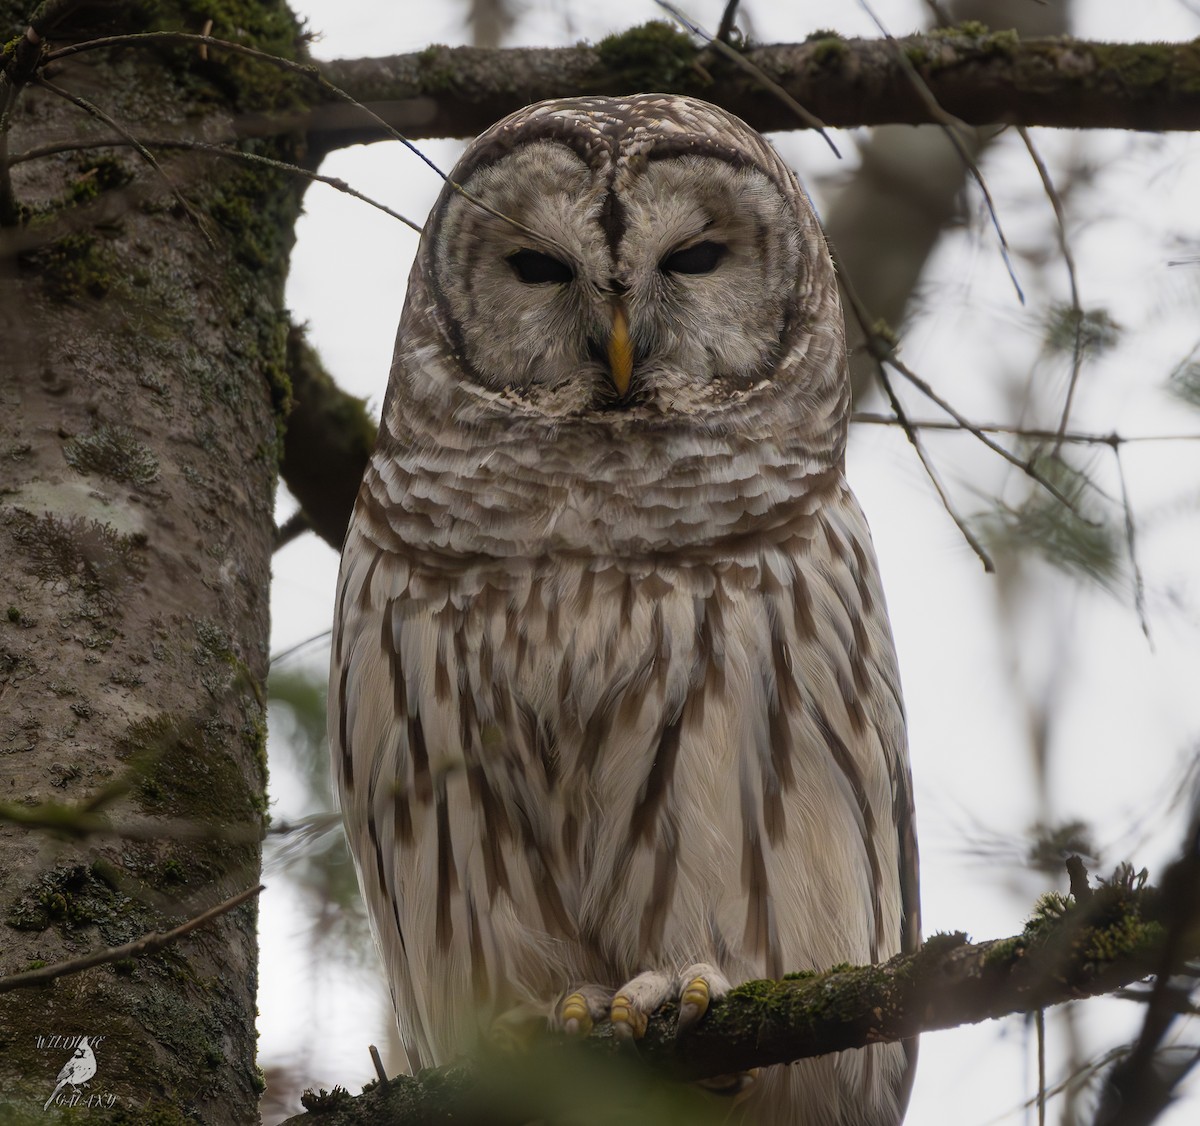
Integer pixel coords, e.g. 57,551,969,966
262,3,1200,1123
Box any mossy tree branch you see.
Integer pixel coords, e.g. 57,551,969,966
281,324,376,551
278,860,1198,1125
307,25,1200,154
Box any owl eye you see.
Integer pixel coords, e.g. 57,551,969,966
507,249,574,285
660,240,726,275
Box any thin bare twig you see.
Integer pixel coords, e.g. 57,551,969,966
270,629,332,666
883,350,1094,518
837,243,1090,519
0,798,262,843
0,884,264,993
857,0,1024,303
34,75,214,246
1112,441,1153,644
11,135,423,232
655,1,841,157
851,414,1200,445
41,30,566,254
833,251,994,568
1017,126,1086,454
877,364,995,572
369,1045,389,1087
1037,1007,1047,1126
715,0,741,45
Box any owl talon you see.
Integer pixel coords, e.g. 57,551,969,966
676,963,732,1036
610,993,648,1040
550,984,609,1038
678,976,712,1031
559,992,593,1037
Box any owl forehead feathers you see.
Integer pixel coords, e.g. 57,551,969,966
454,93,800,204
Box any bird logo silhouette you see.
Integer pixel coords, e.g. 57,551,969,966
43,1037,97,1110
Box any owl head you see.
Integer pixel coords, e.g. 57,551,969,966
388,94,848,472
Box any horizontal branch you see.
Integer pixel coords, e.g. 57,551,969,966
280,866,1188,1125
309,25,1200,150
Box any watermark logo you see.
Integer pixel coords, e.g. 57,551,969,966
38,1035,116,1112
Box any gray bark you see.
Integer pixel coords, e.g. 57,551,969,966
0,2,304,1121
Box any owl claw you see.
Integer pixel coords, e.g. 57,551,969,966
676,963,731,1036
551,984,609,1038
559,991,594,1037
610,993,648,1040
678,975,713,1033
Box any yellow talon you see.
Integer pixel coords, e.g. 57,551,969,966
610,993,648,1039
681,977,710,1019
560,992,593,1036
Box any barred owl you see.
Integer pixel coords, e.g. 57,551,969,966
329,94,920,1125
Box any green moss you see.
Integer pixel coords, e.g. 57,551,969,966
21,232,115,301
6,863,127,934
596,21,698,90
119,712,262,832
915,931,969,960
981,934,1025,968
908,25,1021,71
165,0,311,113
932,20,990,39
158,857,186,885
1092,41,1173,89
301,1085,356,1112
986,28,1020,56
63,426,161,487
727,978,776,1003
6,605,19,622
206,159,293,270
413,44,461,95
807,36,849,67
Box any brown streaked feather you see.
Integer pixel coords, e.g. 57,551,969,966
434,778,458,949
812,705,886,963
628,713,683,845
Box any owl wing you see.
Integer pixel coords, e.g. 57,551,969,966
331,511,546,1072
330,520,435,1072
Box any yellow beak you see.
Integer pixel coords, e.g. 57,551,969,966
606,302,633,397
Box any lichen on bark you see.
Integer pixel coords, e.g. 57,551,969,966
0,0,307,1119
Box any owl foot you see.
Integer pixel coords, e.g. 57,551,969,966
611,963,732,1041
553,984,611,1038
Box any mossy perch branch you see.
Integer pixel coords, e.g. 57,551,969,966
278,865,1191,1125
309,25,1200,152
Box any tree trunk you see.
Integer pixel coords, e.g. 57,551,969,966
0,2,304,1121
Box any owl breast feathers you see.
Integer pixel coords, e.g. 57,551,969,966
329,93,919,1125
